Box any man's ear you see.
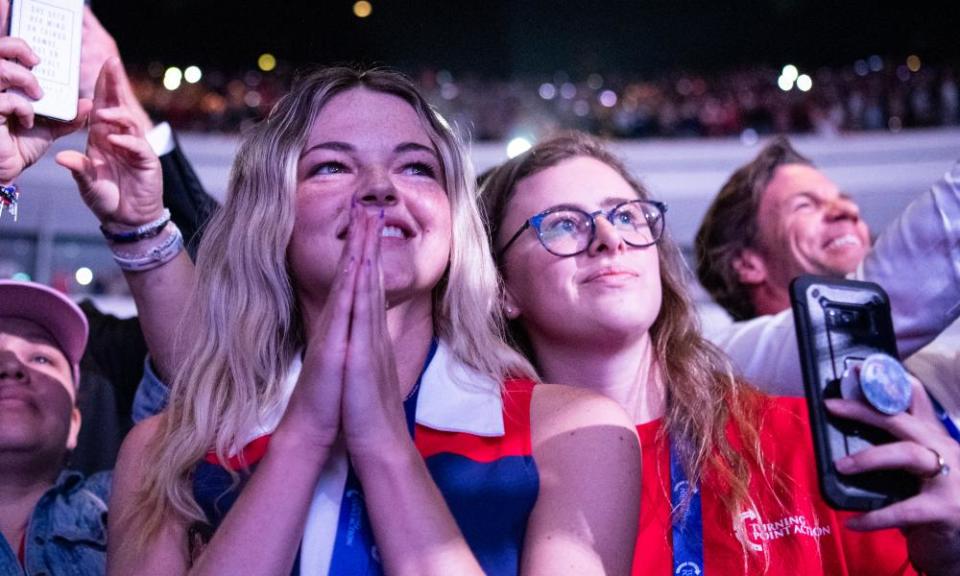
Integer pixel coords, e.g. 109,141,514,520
502,287,522,320
66,408,81,451
732,248,768,286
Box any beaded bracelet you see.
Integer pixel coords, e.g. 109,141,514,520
101,208,172,244
0,184,20,221
111,223,184,272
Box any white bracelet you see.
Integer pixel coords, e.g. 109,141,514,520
111,223,184,272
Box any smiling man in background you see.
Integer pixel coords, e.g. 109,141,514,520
696,136,960,424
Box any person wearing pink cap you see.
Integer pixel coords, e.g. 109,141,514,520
0,0,218,476
0,280,110,576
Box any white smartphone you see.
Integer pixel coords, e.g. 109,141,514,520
7,0,84,122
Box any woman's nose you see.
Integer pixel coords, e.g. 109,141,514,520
358,171,398,206
587,215,626,256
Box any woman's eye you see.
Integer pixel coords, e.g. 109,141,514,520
403,162,437,178
31,354,53,365
310,161,348,176
546,217,580,234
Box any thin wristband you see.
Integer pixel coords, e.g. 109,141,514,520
101,208,172,244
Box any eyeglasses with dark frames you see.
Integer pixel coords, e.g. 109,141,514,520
499,199,668,258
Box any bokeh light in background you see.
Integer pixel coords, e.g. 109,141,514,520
257,53,277,72
778,64,798,91
599,90,618,107
75,267,94,286
162,66,182,91
353,1,373,18
538,83,557,100
907,54,922,72
184,66,203,84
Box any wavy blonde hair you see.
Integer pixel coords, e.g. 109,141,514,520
131,67,536,546
479,131,785,562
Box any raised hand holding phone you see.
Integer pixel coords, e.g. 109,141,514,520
791,275,918,510
7,0,83,122
0,32,89,223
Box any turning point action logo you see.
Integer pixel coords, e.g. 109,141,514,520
737,509,831,552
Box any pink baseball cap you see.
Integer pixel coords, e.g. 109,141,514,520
0,280,88,384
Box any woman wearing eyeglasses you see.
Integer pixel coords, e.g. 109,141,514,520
480,131,960,575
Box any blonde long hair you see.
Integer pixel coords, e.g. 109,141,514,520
479,131,773,553
132,67,536,545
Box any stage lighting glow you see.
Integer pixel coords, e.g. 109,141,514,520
163,67,182,91
11,272,30,281
560,82,577,99
353,1,372,18
868,55,883,72
258,53,277,72
538,83,557,100
184,66,202,84
740,128,759,146
907,55,921,72
244,91,262,107
888,116,902,132
506,137,532,158
75,267,93,286
573,100,590,117
440,83,459,100
796,74,812,92
781,65,799,82
854,59,869,77
599,90,618,107
587,73,603,90
777,75,794,92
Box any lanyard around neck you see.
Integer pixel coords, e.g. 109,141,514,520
928,392,960,443
670,439,705,576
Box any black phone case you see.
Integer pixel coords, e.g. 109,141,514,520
790,275,918,511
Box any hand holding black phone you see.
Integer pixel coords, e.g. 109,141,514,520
790,275,918,511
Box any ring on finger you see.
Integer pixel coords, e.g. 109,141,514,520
923,447,951,479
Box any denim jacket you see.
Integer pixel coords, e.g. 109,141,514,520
131,358,169,424
0,470,110,576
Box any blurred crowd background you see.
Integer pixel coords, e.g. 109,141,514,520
131,57,959,141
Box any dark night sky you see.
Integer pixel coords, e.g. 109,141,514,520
94,0,960,78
